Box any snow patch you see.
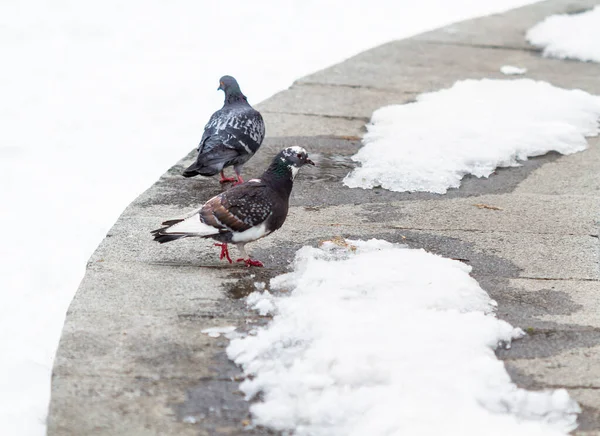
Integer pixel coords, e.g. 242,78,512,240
344,79,600,193
247,289,276,316
227,239,580,435
501,65,527,75
527,6,600,63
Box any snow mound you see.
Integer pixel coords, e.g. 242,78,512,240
344,79,600,193
227,239,580,436
527,6,600,63
246,290,276,316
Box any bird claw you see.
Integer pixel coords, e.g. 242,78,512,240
232,176,244,186
219,177,237,184
236,258,264,267
214,243,232,263
219,170,237,184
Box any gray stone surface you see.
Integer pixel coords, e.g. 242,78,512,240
415,0,600,50
260,111,365,138
256,83,415,119
48,0,600,434
298,39,600,95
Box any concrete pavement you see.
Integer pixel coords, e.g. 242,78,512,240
47,0,600,434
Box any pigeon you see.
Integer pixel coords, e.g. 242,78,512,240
153,146,315,267
182,75,265,185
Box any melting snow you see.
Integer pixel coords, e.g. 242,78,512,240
247,290,276,316
527,6,600,63
227,239,580,436
500,65,527,75
344,79,600,193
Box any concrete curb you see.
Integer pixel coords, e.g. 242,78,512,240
48,0,600,434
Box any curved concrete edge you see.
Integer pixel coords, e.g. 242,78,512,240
48,0,600,434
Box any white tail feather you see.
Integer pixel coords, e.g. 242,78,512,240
163,213,219,236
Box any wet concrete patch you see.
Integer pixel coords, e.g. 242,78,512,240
475,276,585,327
575,405,600,433
225,268,288,299
384,230,522,278
137,137,563,209
174,369,276,435
170,289,276,434
497,328,600,360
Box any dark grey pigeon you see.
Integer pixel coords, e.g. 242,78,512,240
182,75,265,185
153,147,314,267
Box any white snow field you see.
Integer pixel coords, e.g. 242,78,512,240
527,6,600,63
228,239,581,436
0,0,540,434
344,79,600,193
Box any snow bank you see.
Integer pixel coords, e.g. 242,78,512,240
344,79,600,193
227,239,580,435
527,6,600,63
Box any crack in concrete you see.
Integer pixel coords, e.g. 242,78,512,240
384,225,599,237
261,110,370,122
414,38,540,53
517,276,600,282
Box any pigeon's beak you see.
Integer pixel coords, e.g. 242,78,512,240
218,82,224,91
306,158,315,166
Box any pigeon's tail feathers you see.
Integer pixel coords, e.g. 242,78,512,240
160,219,184,227
182,161,220,178
153,234,187,244
183,145,241,178
151,213,219,243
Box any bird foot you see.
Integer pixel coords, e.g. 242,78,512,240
237,258,264,268
219,176,237,184
232,175,244,186
219,170,237,184
233,177,244,186
214,243,232,263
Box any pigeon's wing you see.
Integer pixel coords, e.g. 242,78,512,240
200,182,273,233
223,109,265,152
185,106,264,177
196,136,241,165
197,110,224,152
205,108,265,155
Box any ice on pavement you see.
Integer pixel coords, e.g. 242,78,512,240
500,65,527,75
201,326,236,338
227,239,580,436
527,6,600,63
344,79,600,193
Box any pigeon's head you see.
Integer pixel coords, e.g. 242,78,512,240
218,75,241,92
275,146,315,179
218,75,247,104
279,146,315,167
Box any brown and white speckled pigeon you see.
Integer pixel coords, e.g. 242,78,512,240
153,147,314,267
182,75,265,185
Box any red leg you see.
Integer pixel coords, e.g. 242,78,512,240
236,258,264,267
214,243,232,263
219,170,236,184
232,168,244,186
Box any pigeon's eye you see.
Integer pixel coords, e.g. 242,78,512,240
297,153,303,159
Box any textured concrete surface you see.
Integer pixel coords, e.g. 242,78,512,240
48,0,600,434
